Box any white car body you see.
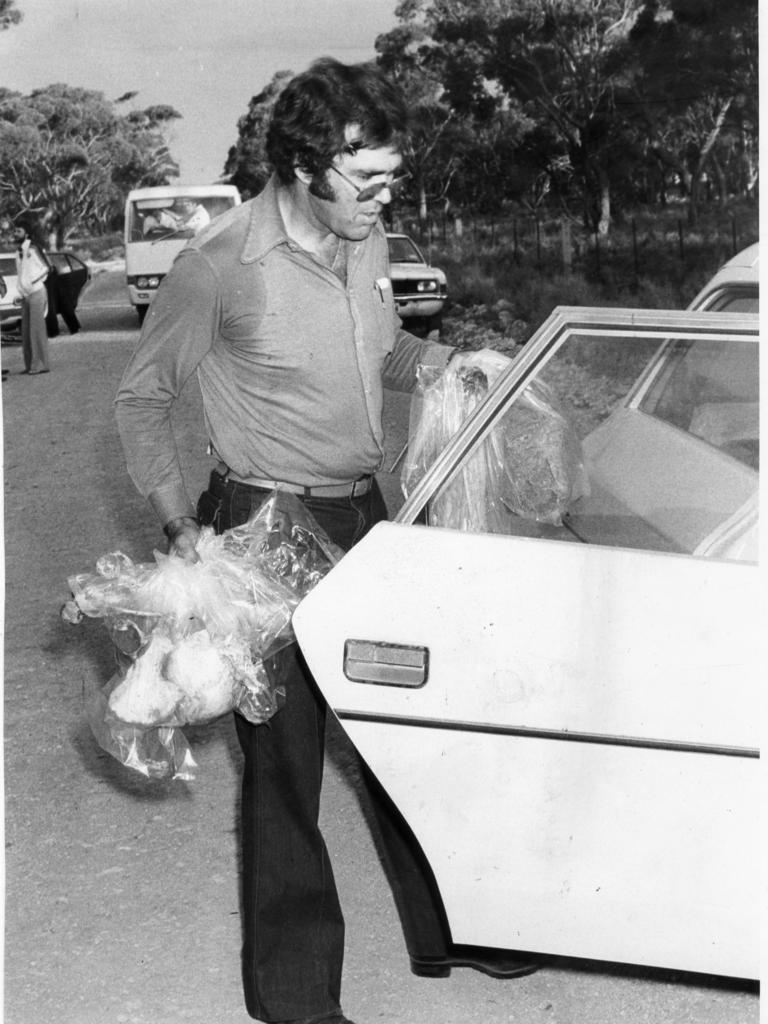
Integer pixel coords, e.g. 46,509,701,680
293,301,760,981
0,252,22,327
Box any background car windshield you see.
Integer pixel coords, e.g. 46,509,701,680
127,194,236,241
0,255,16,276
387,236,424,262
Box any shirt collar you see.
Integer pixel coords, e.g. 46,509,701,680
239,172,379,268
240,174,293,264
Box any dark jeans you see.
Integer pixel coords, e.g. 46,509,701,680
198,471,450,1022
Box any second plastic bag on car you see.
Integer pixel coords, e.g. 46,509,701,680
402,363,586,532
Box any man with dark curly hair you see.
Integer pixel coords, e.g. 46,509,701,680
116,57,532,1024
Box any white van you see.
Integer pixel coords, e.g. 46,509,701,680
124,184,241,323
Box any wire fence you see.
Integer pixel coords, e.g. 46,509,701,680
392,207,759,286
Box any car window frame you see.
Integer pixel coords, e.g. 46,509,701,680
693,284,759,312
395,306,759,527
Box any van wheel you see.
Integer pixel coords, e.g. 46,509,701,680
137,305,148,325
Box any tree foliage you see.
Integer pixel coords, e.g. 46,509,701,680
0,0,22,31
176,0,760,236
368,0,758,232
0,84,182,243
223,71,294,199
627,0,759,223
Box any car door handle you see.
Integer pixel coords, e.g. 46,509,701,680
343,639,429,688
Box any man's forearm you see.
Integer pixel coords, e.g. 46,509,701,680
115,401,197,525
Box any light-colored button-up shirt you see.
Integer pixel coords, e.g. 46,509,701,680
15,240,49,298
116,176,453,525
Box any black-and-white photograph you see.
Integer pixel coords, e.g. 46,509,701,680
0,2,760,1022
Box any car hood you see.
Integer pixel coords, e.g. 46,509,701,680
390,262,447,283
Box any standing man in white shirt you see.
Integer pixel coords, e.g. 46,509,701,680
14,218,50,374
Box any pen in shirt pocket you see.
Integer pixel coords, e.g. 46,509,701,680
374,277,391,304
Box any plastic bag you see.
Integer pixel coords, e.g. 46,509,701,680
494,378,587,525
63,489,342,779
402,363,586,531
402,364,506,532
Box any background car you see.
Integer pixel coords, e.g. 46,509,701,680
387,232,448,337
0,251,90,336
0,252,22,329
294,300,759,982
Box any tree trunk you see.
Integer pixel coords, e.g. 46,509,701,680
688,97,733,227
687,171,700,227
710,154,727,209
418,182,428,235
596,167,611,237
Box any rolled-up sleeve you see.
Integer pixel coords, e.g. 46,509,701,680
382,326,454,393
115,249,221,524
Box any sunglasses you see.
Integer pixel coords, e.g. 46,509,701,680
329,164,409,203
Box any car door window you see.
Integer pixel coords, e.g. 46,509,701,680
399,308,758,562
636,338,758,469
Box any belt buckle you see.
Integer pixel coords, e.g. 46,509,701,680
351,476,370,498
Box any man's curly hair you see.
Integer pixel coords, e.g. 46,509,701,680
267,58,409,186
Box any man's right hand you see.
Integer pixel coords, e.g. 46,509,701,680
164,516,201,563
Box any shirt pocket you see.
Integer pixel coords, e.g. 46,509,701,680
372,277,397,355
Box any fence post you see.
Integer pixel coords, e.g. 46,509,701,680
561,218,572,273
593,231,601,276
678,219,684,261
536,218,541,269
632,218,639,279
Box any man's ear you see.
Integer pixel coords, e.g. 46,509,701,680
293,164,313,187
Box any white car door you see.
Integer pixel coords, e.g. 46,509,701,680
293,307,760,980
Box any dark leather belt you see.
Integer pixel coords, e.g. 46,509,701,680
214,464,373,499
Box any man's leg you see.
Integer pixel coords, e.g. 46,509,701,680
201,476,345,1022
235,654,345,1022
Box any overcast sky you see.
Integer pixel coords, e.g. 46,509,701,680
0,0,399,182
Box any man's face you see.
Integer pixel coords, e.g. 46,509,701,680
308,132,403,242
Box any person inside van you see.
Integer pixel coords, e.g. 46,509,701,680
172,197,210,234
142,207,178,237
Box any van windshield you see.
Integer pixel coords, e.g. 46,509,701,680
127,193,237,242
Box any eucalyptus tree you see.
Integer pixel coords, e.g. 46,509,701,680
0,84,181,242
0,0,22,30
223,70,294,199
376,0,534,226
628,0,758,223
